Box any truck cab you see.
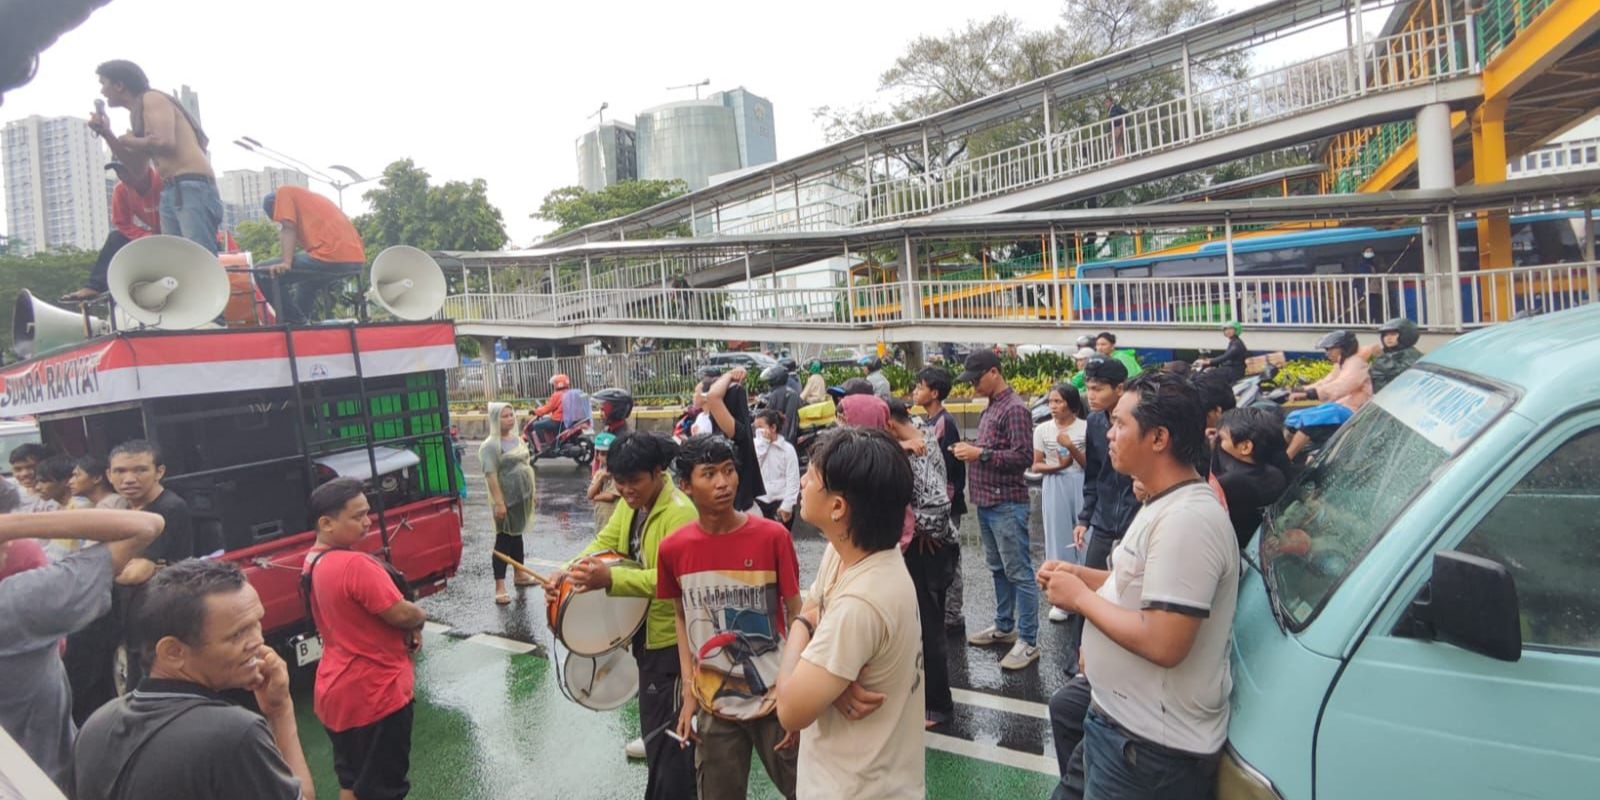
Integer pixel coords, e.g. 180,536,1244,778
1221,303,1600,798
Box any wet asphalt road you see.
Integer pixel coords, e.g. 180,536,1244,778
418,452,1076,760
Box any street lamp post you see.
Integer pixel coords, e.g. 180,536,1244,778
588,102,609,187
232,138,373,210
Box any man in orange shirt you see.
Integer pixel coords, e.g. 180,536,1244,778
256,186,366,324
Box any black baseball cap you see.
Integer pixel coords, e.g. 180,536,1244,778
957,350,1003,384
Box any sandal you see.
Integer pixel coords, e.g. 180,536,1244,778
494,592,511,606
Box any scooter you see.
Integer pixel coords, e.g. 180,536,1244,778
525,416,595,467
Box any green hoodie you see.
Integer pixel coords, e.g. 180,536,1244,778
1370,318,1422,394
570,481,699,651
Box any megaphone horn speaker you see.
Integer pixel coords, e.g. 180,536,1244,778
367,246,446,321
107,234,230,330
11,290,109,359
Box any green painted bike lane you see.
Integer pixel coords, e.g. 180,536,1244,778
293,630,1058,798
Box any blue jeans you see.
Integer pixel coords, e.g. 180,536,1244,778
976,500,1037,645
255,252,362,324
1082,709,1219,800
158,178,223,255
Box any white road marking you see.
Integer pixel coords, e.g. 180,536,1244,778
925,732,1056,775
464,633,539,655
950,687,1049,720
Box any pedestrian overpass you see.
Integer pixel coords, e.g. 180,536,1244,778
441,174,1600,352
443,0,1600,351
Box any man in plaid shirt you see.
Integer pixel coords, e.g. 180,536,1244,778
951,350,1040,670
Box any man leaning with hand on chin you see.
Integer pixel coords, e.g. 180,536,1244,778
75,558,315,800
1038,372,1238,800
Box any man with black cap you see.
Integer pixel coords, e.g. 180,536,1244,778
951,350,1040,671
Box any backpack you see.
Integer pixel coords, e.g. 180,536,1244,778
300,548,415,636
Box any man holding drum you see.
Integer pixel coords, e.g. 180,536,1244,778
544,433,699,800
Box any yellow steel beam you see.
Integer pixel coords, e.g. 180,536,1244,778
1482,0,1600,103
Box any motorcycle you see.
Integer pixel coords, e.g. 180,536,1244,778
524,415,595,467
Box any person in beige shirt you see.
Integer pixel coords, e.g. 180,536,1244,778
776,427,925,800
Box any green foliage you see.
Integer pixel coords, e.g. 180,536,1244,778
354,159,509,256
533,180,689,237
1001,351,1076,382
0,249,95,358
233,219,281,262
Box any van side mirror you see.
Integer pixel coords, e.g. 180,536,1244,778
1399,551,1521,662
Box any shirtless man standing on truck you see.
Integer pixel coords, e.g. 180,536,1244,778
87,60,221,256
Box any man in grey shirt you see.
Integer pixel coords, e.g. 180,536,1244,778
0,509,165,794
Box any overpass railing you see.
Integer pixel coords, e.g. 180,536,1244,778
864,20,1475,223
446,261,1598,334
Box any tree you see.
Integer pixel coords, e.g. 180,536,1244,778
354,159,509,254
233,219,281,262
532,179,690,237
0,249,95,358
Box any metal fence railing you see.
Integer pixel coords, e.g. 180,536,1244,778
448,348,710,403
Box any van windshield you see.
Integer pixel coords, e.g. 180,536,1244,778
1261,369,1511,630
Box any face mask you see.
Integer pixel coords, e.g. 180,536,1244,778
1362,249,1375,260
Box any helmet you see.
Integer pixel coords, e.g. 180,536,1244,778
1315,330,1359,358
858,355,882,371
1223,320,1242,335
779,357,798,373
549,373,571,391
761,364,789,388
1378,317,1420,350
593,387,633,424
1075,334,1095,349
806,359,823,375
593,432,616,452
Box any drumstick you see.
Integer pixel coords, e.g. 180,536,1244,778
492,551,551,587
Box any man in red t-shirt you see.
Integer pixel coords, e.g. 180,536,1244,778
64,160,163,303
302,477,426,800
657,435,802,800
257,186,366,324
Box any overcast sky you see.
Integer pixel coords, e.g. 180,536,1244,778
4,0,1353,246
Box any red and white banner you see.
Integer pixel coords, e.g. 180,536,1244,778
0,323,458,419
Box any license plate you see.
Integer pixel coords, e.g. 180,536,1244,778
293,634,324,666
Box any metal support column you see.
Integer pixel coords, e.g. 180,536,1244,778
793,179,802,229
863,141,874,223
901,234,918,322
1443,0,1458,74
1446,203,1463,331
1354,0,1367,94
1585,204,1596,262
689,201,697,236
844,243,857,322
583,256,594,322
714,203,722,235
1181,42,1196,139
1344,0,1358,94
770,174,780,229
1225,215,1238,323
1050,226,1064,324
921,126,933,212
1041,92,1055,176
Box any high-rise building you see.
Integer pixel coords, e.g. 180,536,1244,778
576,121,637,191
709,87,776,169
219,166,310,232
2,115,113,255
636,100,743,192
172,85,202,129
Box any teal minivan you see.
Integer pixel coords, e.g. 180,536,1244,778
1220,303,1600,799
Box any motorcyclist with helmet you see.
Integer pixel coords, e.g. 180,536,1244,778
1359,317,1423,394
760,363,801,442
861,355,892,399
592,387,634,436
799,360,829,406
1284,330,1373,460
526,373,572,448
1196,321,1248,384
778,357,801,394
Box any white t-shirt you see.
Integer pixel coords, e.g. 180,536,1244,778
797,545,925,800
1033,417,1088,474
1082,480,1239,755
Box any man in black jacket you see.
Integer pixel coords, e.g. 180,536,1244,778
1065,357,1136,674
1196,321,1247,384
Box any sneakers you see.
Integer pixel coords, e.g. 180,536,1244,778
966,626,1019,647
624,736,646,760
1048,606,1071,623
999,641,1041,670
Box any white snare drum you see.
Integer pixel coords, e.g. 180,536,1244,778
559,647,639,711
547,550,650,657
